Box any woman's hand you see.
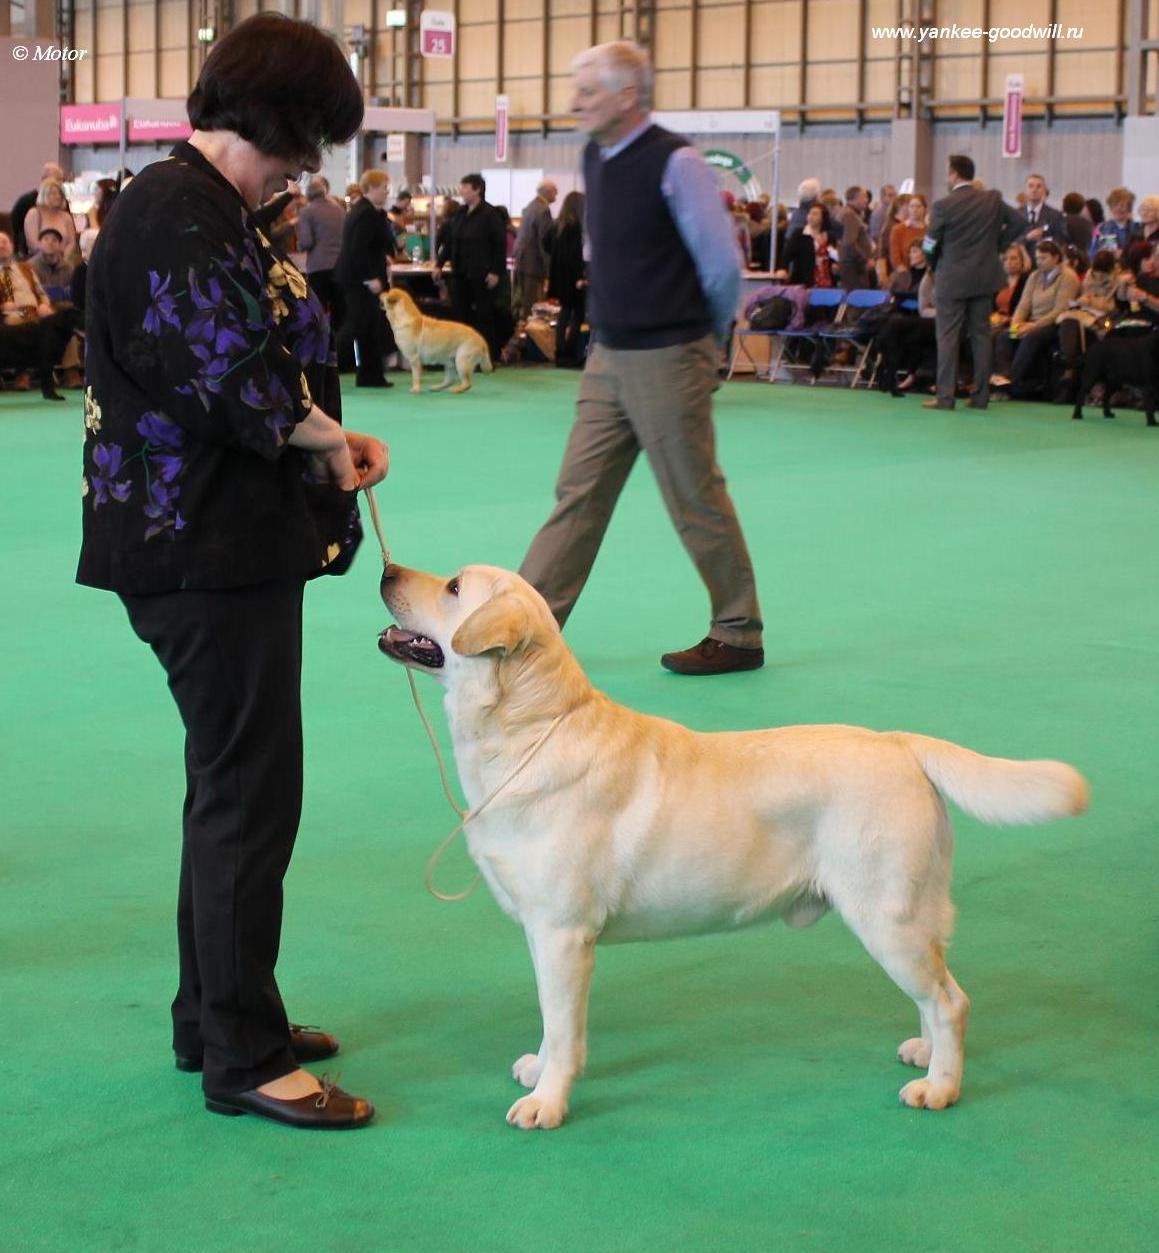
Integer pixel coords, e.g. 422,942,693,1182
345,430,389,488
312,442,359,491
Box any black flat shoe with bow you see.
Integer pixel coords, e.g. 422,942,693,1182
175,1023,340,1073
205,1074,374,1130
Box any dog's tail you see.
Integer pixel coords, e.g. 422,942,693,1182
898,733,1089,825
479,345,494,373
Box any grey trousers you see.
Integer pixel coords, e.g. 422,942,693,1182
935,292,994,406
520,334,763,649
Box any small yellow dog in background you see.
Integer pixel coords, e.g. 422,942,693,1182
382,287,493,394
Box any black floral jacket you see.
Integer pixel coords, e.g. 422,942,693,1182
77,142,361,594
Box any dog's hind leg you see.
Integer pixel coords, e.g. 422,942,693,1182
449,348,474,393
844,909,970,1110
429,364,454,392
506,923,596,1130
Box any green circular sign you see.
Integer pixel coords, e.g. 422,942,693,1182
703,148,762,200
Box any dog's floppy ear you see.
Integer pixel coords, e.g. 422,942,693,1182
451,593,534,658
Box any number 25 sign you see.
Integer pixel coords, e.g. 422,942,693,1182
420,11,455,59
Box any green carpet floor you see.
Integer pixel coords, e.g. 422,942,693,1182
2,372,1156,1251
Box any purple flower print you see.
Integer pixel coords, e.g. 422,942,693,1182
143,271,180,336
176,343,232,410
240,373,297,444
187,273,248,356
136,410,184,449
90,443,132,506
287,298,328,367
143,477,184,541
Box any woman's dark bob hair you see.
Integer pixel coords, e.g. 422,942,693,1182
187,14,364,167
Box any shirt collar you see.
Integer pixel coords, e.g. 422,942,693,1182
599,116,653,160
169,141,249,210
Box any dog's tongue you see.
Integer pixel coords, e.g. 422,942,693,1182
385,626,420,646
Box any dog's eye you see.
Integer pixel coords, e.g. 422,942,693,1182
447,578,460,596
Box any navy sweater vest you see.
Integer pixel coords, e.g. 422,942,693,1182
583,125,713,349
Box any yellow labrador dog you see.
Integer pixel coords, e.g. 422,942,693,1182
378,563,1088,1130
381,287,493,394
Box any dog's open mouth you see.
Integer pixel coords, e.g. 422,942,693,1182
378,625,445,669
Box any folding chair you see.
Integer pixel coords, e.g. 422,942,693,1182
814,289,892,386
764,288,845,383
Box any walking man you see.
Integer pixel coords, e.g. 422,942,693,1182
925,154,1023,410
520,41,763,675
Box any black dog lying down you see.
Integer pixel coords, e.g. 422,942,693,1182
1072,331,1159,426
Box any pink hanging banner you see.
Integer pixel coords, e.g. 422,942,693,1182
60,102,122,145
495,95,509,164
1002,74,1024,159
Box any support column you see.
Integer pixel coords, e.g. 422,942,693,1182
889,118,934,197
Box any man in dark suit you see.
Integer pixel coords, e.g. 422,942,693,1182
333,168,395,388
1014,173,1068,260
434,173,507,358
925,155,1024,410
837,186,873,290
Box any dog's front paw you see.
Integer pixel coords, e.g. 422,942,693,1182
410,386,422,394
512,1053,543,1089
506,1093,567,1130
897,1037,932,1068
899,1078,960,1110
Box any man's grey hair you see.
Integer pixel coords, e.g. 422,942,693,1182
797,178,821,203
572,41,653,111
305,176,329,201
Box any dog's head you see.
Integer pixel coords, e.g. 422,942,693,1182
379,563,565,690
381,287,419,326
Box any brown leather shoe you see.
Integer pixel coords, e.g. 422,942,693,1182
205,1074,374,1130
175,1023,339,1073
660,637,764,676
922,399,954,410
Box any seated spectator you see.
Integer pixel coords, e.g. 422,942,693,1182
1056,249,1119,385
1091,188,1140,258
875,268,937,395
888,241,930,295
1062,192,1093,255
776,203,837,287
29,228,75,305
0,229,72,399
988,244,1033,377
992,243,1032,326
22,178,79,263
889,194,928,274
1113,239,1159,326
10,161,64,257
995,240,1079,397
1138,196,1159,248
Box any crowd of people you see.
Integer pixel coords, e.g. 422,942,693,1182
7,137,1158,414
744,168,1159,413
2,156,591,398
